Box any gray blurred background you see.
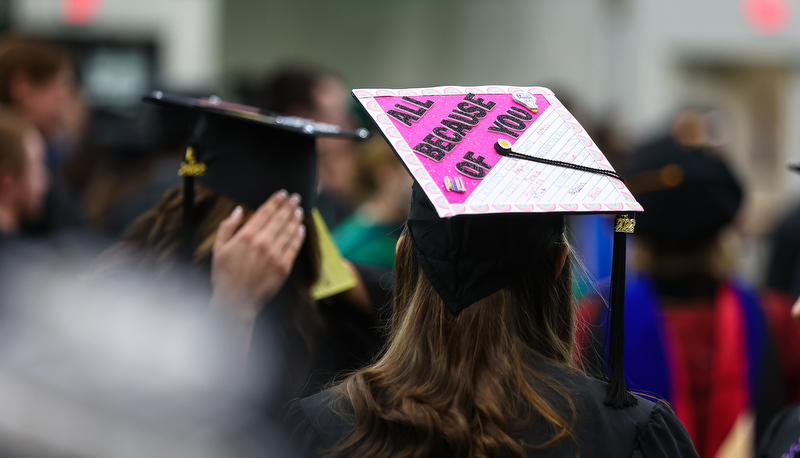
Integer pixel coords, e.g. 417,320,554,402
8,0,798,264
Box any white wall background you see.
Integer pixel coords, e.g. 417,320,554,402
10,0,222,91
222,0,612,119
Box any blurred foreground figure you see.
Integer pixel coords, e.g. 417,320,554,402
579,109,784,457
0,242,282,458
0,35,84,234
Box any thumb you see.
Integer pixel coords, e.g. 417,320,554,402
215,206,244,249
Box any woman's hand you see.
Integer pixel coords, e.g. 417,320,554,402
210,190,306,321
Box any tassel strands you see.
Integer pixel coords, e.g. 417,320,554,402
605,214,638,409
179,146,206,259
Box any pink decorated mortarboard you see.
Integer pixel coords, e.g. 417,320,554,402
352,85,642,218
353,84,642,409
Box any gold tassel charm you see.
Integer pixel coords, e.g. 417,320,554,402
178,146,207,177
614,214,636,234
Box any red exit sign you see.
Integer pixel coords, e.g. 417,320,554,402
742,0,791,33
61,0,103,25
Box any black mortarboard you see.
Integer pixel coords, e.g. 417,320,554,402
353,85,642,409
626,137,742,248
407,182,565,314
143,91,368,211
141,92,368,299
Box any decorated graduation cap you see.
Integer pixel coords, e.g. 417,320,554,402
353,85,642,408
142,91,367,299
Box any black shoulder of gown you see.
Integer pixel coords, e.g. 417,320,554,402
757,403,800,458
283,358,699,458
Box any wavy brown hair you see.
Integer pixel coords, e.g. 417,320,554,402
326,226,577,458
102,182,323,369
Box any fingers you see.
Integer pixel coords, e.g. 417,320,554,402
272,205,304,253
240,190,289,237
214,205,244,253
792,297,800,320
221,190,305,269
280,224,306,268
258,193,301,244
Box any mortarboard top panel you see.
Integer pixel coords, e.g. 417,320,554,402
352,85,641,218
143,91,368,211
144,91,369,139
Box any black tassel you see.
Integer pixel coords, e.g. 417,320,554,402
178,145,206,261
604,214,638,409
180,175,196,260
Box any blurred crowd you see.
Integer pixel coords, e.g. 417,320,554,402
1,32,800,457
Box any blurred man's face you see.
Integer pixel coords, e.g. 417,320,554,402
311,75,353,129
312,75,356,158
14,68,72,139
311,75,358,197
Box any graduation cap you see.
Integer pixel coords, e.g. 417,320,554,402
353,85,642,408
626,137,742,249
142,91,367,299
143,91,368,209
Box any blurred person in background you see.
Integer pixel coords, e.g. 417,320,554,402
0,36,72,141
97,96,382,421
578,108,786,457
0,110,48,238
765,201,800,302
75,104,193,238
332,136,412,270
757,297,800,458
248,64,361,230
0,34,84,234
247,64,395,320
753,165,800,458
761,168,800,405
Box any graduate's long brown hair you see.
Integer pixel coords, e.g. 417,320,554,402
327,227,577,458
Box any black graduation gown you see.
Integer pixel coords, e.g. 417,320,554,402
245,262,391,417
757,403,800,458
282,357,699,458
